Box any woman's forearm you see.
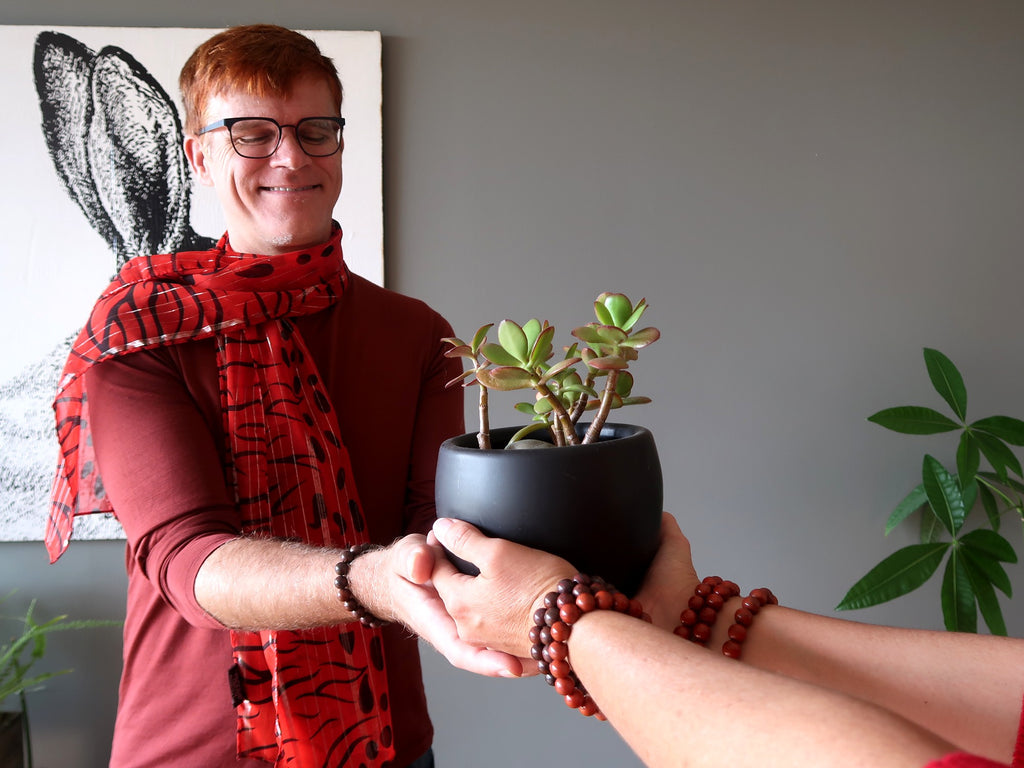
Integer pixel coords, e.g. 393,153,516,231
568,610,954,768
707,603,1024,761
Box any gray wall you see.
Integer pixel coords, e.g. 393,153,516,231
4,2,1024,766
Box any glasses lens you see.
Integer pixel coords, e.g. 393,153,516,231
228,119,282,159
296,118,343,157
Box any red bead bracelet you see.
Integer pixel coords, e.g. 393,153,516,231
334,543,389,628
530,574,648,720
676,578,778,660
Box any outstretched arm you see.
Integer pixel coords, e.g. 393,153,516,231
430,514,1024,765
195,533,525,678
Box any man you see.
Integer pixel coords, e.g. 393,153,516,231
46,25,517,767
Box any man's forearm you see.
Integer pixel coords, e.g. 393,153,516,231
194,536,357,630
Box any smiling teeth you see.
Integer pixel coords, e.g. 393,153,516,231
265,185,314,192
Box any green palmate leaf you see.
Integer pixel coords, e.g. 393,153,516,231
972,415,1024,446
941,548,976,633
923,348,967,421
497,320,530,364
974,431,1022,481
959,551,1007,636
959,528,1018,563
868,406,960,435
978,483,1001,531
956,431,980,490
961,546,1012,597
836,542,949,611
885,484,927,535
920,508,944,544
922,455,966,536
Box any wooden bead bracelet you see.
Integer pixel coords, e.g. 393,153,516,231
334,543,389,628
530,574,648,719
677,577,777,659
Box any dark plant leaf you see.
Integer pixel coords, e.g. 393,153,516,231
959,552,1007,636
972,415,1024,446
941,549,976,633
959,528,1018,563
922,455,966,536
923,348,967,421
868,406,960,435
961,547,1012,598
974,431,1022,481
885,484,927,535
956,432,980,491
836,543,948,611
977,483,1000,531
919,507,944,544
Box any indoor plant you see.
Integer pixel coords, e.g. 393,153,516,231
837,348,1024,634
1,593,118,768
435,293,663,594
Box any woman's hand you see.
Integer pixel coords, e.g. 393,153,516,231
634,513,700,631
428,518,576,663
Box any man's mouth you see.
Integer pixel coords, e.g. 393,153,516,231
262,185,319,192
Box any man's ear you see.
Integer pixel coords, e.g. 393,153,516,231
183,135,214,186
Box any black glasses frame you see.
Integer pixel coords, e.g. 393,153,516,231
197,116,346,159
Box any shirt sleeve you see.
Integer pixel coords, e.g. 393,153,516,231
85,343,240,629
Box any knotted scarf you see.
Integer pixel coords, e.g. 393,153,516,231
46,226,395,767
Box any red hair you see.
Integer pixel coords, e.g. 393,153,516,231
179,24,343,134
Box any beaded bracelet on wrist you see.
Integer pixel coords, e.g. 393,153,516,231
530,573,649,720
334,543,389,628
675,577,778,659
721,587,778,660
673,575,740,645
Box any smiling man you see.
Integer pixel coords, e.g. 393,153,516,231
46,25,517,768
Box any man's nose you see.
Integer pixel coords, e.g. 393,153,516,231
271,127,311,166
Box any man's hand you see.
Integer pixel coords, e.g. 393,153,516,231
350,533,528,678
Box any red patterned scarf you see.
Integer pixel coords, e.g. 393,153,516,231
47,226,395,767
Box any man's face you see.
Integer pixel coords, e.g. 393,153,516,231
184,75,343,255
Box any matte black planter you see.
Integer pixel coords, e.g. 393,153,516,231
435,423,663,595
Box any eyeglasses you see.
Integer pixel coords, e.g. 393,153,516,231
197,116,346,159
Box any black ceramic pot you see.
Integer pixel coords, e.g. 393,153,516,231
435,423,663,596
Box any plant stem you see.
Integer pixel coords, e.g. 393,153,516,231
477,384,490,449
537,382,579,445
583,369,619,444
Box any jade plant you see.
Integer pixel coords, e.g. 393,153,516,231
837,348,1024,634
443,292,660,449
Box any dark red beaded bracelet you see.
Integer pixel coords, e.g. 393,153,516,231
334,544,389,628
530,574,648,720
673,575,740,645
721,587,778,660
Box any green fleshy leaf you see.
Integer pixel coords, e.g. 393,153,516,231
836,542,948,611
527,325,556,369
959,528,1018,563
923,348,967,421
959,551,1007,635
622,299,649,331
621,327,661,349
971,415,1024,446
480,342,522,368
497,320,530,364
960,546,1012,598
597,293,633,328
975,431,1022,481
868,406,960,435
885,484,927,535
941,548,976,633
470,324,493,352
956,432,980,490
476,366,535,391
922,455,966,536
